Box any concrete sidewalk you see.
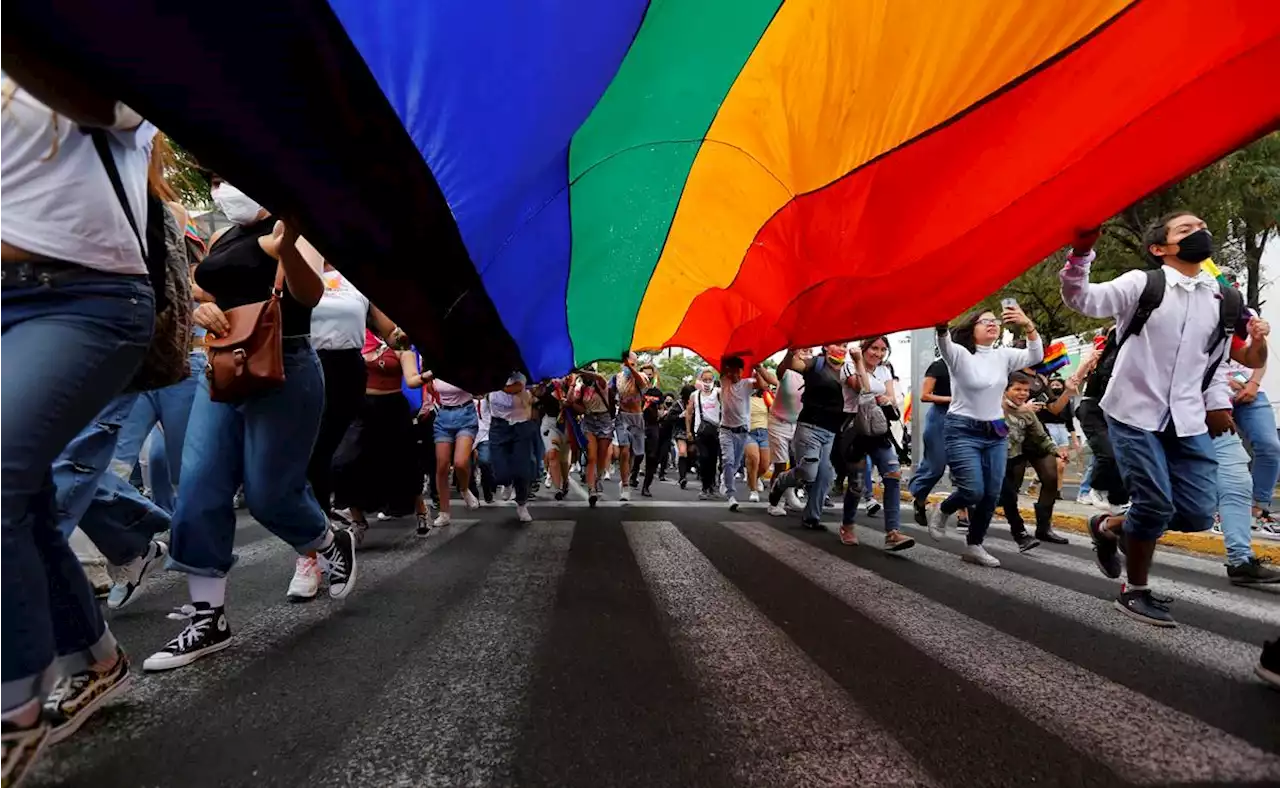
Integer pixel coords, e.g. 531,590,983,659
887,486,1280,562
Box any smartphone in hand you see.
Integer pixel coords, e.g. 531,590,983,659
1000,297,1019,311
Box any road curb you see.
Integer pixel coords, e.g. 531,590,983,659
886,489,1280,562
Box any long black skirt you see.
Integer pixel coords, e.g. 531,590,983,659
332,392,422,516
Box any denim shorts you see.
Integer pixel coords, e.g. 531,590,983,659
433,403,478,443
1046,423,1070,447
615,411,645,455
748,427,769,450
583,411,615,438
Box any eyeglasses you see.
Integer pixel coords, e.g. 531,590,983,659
977,318,1000,326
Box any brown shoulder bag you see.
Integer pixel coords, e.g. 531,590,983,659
205,265,286,402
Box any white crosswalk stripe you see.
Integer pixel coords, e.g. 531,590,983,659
843,522,1264,682
624,520,937,787
333,521,575,787
725,520,1280,785
968,531,1280,627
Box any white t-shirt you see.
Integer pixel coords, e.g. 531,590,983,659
719,378,754,429
840,362,893,412
433,380,474,408
476,398,491,444
489,389,532,423
692,388,722,430
1,81,155,274
310,271,369,351
769,369,804,424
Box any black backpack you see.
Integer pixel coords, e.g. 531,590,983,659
1083,268,1243,399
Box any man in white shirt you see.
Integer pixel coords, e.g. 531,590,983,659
718,356,776,511
1061,215,1268,626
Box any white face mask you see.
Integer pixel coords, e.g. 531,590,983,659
211,183,264,226
700,380,713,393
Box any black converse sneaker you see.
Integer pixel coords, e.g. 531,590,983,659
143,603,232,671
318,528,358,599
2,713,50,788
44,647,133,743
416,511,432,537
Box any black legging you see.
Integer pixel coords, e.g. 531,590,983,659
694,424,720,493
307,348,367,514
999,453,1058,536
642,422,671,489
1077,399,1129,506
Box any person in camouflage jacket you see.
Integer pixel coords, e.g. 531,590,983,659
998,372,1070,550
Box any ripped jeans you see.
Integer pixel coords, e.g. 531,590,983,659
53,393,171,566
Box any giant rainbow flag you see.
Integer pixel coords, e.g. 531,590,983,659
10,0,1279,389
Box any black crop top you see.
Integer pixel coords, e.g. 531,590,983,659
195,217,313,338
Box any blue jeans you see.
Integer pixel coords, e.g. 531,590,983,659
719,428,748,498
908,406,948,500
2,271,153,711
433,403,478,443
490,418,538,504
1107,417,1216,541
168,344,329,577
1234,392,1280,509
941,414,1007,545
1214,432,1256,567
52,393,170,566
111,351,206,513
844,439,901,532
771,422,835,523
1079,455,1094,496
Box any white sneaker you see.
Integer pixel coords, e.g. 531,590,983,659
748,491,760,503
604,469,613,481
516,504,533,523
927,504,950,540
728,496,740,512
1075,493,1091,505
767,504,786,517
962,544,1001,568
287,555,321,601
463,490,480,510
756,479,765,493
107,540,169,610
619,487,631,502
504,486,515,502
433,512,452,527
784,489,803,511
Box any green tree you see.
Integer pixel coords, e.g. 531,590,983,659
975,132,1279,338
164,137,212,209
656,352,705,393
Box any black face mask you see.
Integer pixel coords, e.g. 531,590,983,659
1050,387,1065,397
1173,228,1214,263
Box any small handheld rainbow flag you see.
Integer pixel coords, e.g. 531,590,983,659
902,392,912,424
1202,258,1232,289
1033,342,1069,375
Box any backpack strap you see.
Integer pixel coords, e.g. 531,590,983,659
1115,269,1166,350
1201,284,1245,391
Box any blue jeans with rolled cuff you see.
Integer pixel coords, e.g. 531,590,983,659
1233,392,1280,509
111,351,206,513
908,406,948,501
1213,431,1257,567
53,392,170,567
167,342,330,577
1107,416,1216,542
941,414,1007,545
2,269,153,711
769,423,836,523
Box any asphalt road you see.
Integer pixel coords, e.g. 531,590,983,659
27,475,1280,788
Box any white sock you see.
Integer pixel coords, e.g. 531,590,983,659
188,575,227,608
1125,582,1149,592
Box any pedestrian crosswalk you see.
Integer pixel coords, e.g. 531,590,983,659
28,511,1280,788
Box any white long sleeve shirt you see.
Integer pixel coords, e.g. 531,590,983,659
936,332,1043,422
1060,250,1245,437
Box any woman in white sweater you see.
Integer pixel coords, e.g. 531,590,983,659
930,305,1043,567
